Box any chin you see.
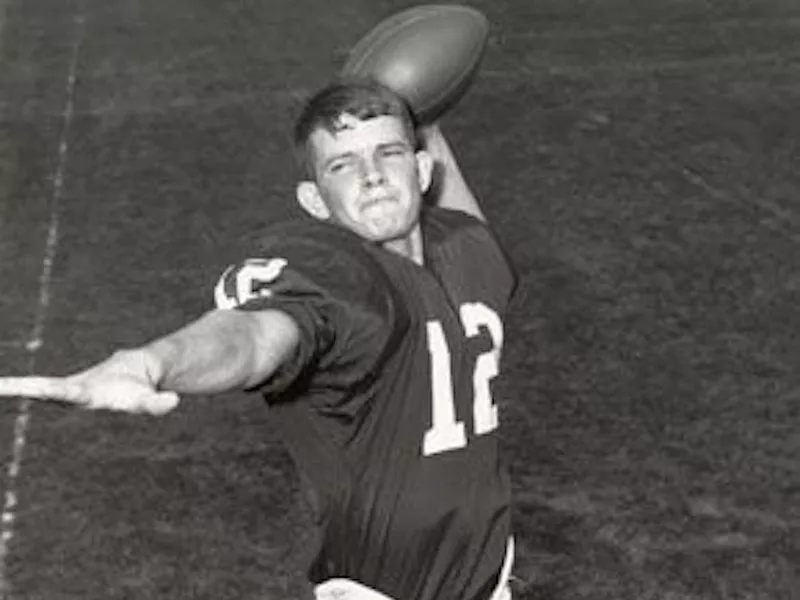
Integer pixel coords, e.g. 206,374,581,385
367,217,417,242
360,227,400,244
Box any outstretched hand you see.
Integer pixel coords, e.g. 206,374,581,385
0,350,179,415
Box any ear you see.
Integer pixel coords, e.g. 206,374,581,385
415,149,435,194
296,181,331,220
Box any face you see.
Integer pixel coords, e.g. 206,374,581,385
297,114,433,244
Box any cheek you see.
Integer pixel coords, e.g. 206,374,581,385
320,182,360,220
384,164,416,190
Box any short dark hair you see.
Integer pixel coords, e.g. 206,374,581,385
293,77,419,178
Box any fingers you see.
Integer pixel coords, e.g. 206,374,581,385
0,377,87,405
0,377,179,415
81,389,180,416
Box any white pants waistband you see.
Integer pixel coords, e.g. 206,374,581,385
314,537,515,600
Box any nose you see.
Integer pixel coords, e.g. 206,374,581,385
360,157,385,186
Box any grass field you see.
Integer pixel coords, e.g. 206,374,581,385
1,0,800,598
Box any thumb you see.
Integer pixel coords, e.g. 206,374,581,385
88,389,180,415
141,391,180,415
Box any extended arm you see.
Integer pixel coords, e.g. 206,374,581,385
420,124,486,222
0,309,300,414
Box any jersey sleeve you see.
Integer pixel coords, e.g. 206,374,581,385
425,207,519,310
212,221,405,398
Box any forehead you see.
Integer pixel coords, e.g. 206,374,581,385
308,114,412,159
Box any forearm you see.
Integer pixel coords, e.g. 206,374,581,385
422,124,486,222
134,309,299,395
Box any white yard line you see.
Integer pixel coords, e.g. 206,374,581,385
0,12,85,599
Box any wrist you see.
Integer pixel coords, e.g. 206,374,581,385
419,123,442,147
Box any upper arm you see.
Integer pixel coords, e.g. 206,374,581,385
421,124,487,223
240,309,301,389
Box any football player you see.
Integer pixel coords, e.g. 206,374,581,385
0,79,518,600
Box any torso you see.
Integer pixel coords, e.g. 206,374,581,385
268,209,517,600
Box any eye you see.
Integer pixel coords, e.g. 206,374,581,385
381,145,408,157
327,158,352,174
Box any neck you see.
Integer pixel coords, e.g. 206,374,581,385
382,224,424,265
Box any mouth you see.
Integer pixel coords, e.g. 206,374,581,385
362,194,395,210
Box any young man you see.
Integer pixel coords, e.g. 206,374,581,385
0,80,518,600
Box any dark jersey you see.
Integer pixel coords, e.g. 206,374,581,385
214,207,517,600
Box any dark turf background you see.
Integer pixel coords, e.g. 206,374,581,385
1,0,800,598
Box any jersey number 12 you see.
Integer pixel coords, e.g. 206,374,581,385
423,302,503,456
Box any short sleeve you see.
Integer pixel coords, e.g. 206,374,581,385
213,221,405,398
423,207,519,311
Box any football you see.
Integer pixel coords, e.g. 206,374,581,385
341,4,489,123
